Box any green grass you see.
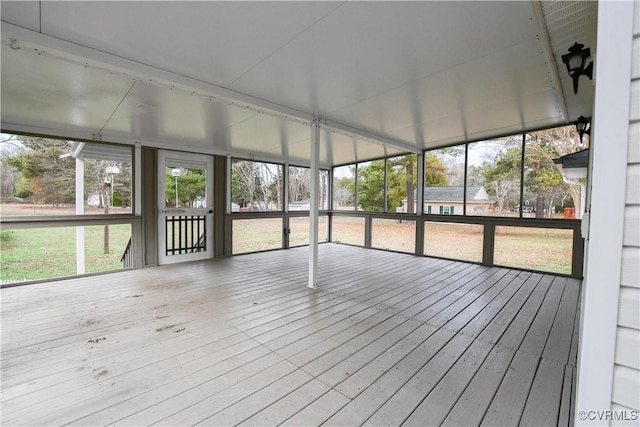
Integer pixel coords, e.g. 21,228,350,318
232,217,330,254
0,218,574,283
494,226,573,275
0,225,131,281
0,231,12,244
232,218,283,254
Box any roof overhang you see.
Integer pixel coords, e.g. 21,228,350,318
554,147,589,179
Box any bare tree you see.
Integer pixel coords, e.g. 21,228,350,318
0,135,25,199
288,166,310,203
232,161,259,210
257,163,282,210
527,126,585,215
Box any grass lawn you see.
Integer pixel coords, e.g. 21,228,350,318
289,216,329,248
332,216,365,246
1,224,131,282
372,219,416,254
494,226,573,274
232,218,283,254
0,203,131,216
425,222,484,263
232,217,330,254
324,220,572,275
1,214,574,283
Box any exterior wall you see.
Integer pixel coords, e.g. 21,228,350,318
400,201,491,215
575,1,637,425
612,0,640,421
422,202,491,215
574,0,640,426
424,202,464,215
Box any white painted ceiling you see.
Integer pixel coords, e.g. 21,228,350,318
1,1,597,166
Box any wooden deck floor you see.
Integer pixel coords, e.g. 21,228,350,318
1,244,581,426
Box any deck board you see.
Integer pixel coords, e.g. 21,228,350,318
1,244,580,426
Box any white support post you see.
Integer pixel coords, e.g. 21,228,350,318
308,120,321,289
134,143,142,216
416,152,424,215
283,163,290,213
226,155,232,215
75,156,85,274
415,152,425,256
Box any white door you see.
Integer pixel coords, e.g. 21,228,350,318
158,150,214,265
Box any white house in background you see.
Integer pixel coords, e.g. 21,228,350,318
87,194,100,207
401,186,492,215
289,200,311,211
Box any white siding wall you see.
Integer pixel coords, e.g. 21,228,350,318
576,1,637,425
612,1,640,422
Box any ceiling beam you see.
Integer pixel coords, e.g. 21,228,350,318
322,119,421,154
531,0,569,123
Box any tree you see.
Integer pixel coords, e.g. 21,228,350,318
524,149,565,217
387,154,417,212
356,160,385,211
6,137,75,206
319,170,328,209
526,126,585,217
165,169,206,207
333,174,355,208
481,146,522,213
288,167,310,203
257,163,282,210
230,161,284,211
0,135,26,199
425,152,448,187
467,164,484,187
85,160,129,210
111,161,132,208
231,160,260,209
1,135,133,214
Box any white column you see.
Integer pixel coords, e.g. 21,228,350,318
134,143,142,216
226,155,232,214
308,120,320,289
75,156,85,274
416,152,424,215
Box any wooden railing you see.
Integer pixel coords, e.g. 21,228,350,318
120,237,133,268
165,215,207,255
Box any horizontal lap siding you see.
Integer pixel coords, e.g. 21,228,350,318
612,1,640,418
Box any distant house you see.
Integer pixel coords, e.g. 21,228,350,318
192,196,206,208
289,200,311,211
401,186,492,215
87,193,101,207
513,200,535,214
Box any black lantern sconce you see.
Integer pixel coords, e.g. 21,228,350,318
561,42,594,95
575,115,591,146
